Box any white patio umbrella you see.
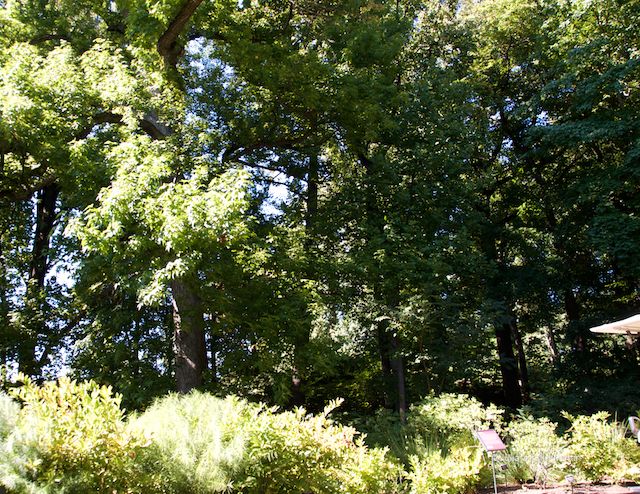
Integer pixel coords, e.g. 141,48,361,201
590,314,640,336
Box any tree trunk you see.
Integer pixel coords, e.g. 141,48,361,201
495,321,522,409
377,321,394,410
509,317,530,403
287,153,320,408
477,215,524,409
289,322,309,408
359,152,407,416
305,155,318,234
157,0,205,66
564,288,587,353
29,184,60,286
390,332,407,422
171,279,207,393
545,326,559,364
163,302,175,378
209,330,218,384
376,313,407,418
19,183,59,377
131,318,141,380
289,367,305,408
0,233,9,367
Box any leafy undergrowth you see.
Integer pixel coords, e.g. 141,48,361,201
0,378,402,494
1,380,639,494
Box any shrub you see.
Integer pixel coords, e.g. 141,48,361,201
240,400,402,493
352,409,419,466
128,392,253,493
400,394,502,494
498,415,568,486
0,392,27,492
0,376,151,494
407,446,484,494
0,393,19,440
564,411,640,483
1,383,402,494
130,392,403,494
408,393,504,453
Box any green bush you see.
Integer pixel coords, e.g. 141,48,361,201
407,446,484,494
564,412,640,483
353,409,419,466
6,384,554,494
0,392,25,492
498,415,568,486
0,393,19,440
241,400,402,493
408,393,504,453
399,394,503,494
128,392,252,493
1,381,403,494
130,392,403,494
0,377,152,494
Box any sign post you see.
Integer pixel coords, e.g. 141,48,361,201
475,430,506,494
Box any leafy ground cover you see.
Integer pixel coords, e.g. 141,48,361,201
1,380,639,494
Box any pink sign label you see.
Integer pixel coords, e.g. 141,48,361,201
475,430,506,451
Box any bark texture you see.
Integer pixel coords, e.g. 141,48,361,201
157,0,205,66
495,321,522,409
19,183,59,376
171,279,208,393
509,317,530,403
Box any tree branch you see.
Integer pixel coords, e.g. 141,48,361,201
1,112,125,202
0,174,57,202
222,135,310,163
140,114,173,139
2,108,175,202
157,0,205,67
236,159,294,180
78,111,172,140
30,34,70,45
76,111,124,140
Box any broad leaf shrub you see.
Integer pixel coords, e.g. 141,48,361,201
407,393,504,452
563,412,640,483
0,392,19,440
131,392,403,494
0,382,402,494
497,415,568,486
240,400,402,493
0,377,154,493
404,393,503,494
6,382,640,493
358,394,502,494
407,446,484,494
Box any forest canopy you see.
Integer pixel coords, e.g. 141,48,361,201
0,0,639,417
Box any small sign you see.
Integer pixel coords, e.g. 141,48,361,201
475,430,506,452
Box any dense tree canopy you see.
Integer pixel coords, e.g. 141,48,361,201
1,0,639,416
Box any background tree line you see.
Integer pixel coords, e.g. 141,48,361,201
0,0,639,417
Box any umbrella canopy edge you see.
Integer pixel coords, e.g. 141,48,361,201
590,314,640,335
